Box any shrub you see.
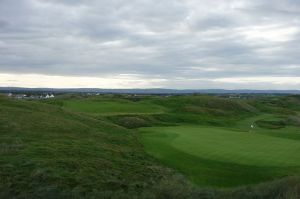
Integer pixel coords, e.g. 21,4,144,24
116,117,149,129
255,119,286,129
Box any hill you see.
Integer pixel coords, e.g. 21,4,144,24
0,95,177,198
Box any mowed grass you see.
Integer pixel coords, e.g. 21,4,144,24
140,125,300,187
62,99,166,115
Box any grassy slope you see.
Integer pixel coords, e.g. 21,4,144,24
0,96,174,198
149,95,257,126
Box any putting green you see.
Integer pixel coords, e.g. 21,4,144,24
140,125,300,186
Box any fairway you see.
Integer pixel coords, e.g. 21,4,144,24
140,125,300,187
63,99,166,115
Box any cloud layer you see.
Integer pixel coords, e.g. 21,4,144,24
0,0,300,89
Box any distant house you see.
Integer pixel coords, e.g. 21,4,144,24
15,94,26,99
41,94,55,99
7,93,13,97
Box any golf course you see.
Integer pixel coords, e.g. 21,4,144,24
59,95,300,187
1,94,300,198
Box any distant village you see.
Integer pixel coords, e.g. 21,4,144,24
1,91,277,100
6,93,55,99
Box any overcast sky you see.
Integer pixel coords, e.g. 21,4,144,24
0,0,300,89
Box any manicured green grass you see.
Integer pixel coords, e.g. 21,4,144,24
140,124,300,187
62,99,166,115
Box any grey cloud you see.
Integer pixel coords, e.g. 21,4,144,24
0,0,299,88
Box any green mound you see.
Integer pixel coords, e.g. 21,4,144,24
113,116,149,128
255,119,286,129
0,96,172,198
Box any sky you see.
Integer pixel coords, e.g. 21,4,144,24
0,0,300,89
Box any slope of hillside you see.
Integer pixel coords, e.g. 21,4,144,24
0,96,175,198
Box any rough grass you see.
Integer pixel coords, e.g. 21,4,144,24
255,119,286,129
0,96,175,198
